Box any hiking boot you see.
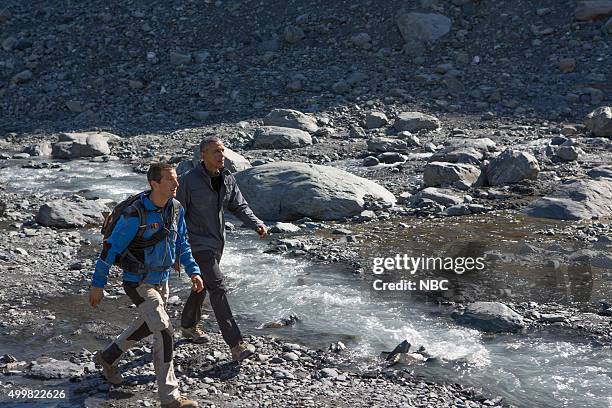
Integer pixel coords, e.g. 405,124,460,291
231,341,255,362
94,351,123,385
160,395,199,408
181,325,210,344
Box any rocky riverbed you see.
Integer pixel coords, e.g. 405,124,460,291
1,0,612,407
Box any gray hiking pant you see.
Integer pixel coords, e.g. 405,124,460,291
100,281,179,404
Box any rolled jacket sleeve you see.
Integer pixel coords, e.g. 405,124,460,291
91,215,139,288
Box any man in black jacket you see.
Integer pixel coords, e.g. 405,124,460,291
176,136,267,361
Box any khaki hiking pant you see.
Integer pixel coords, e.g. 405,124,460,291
100,281,179,404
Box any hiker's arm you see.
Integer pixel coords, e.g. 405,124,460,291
226,176,265,231
175,207,200,278
91,215,139,288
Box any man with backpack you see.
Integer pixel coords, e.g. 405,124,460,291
177,136,267,362
89,163,202,408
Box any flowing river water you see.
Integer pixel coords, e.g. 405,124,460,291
1,159,611,408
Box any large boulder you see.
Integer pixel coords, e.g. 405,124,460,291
394,112,441,132
452,302,524,333
396,12,452,45
36,199,110,228
52,131,113,159
234,162,396,221
524,178,612,220
367,137,408,153
423,162,481,190
252,126,312,149
486,149,540,186
584,106,612,137
263,109,319,133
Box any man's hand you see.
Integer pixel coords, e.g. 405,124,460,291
256,225,267,238
191,274,204,293
89,286,104,309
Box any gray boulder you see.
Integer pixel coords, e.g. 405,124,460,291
377,152,407,164
524,178,612,220
396,12,451,47
556,145,582,161
52,131,113,159
367,137,407,153
36,199,110,228
584,106,612,137
397,131,421,147
365,112,389,129
263,109,319,133
456,137,497,152
409,187,464,207
363,156,380,167
486,149,540,186
423,162,481,190
452,302,524,333
429,146,484,165
234,162,395,221
394,112,441,132
252,126,312,149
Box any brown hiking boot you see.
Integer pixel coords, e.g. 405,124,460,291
231,341,255,362
181,325,210,344
94,351,123,385
160,395,199,408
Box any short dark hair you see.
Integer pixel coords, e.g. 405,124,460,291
199,136,222,152
147,162,176,184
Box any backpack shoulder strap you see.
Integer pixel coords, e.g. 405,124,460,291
127,199,147,239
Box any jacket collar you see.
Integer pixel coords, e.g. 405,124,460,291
141,192,170,212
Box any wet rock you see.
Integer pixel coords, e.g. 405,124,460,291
235,161,395,221
27,357,84,379
36,198,110,228
587,165,612,179
396,12,451,54
423,162,481,190
575,1,612,20
367,137,407,153
263,109,318,133
584,106,612,137
365,112,388,129
252,126,312,149
525,179,612,220
52,132,113,159
486,149,540,185
452,302,524,333
363,156,379,167
394,112,441,132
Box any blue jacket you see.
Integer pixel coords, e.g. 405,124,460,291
91,194,200,288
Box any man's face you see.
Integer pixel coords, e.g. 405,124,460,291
151,169,179,198
201,141,225,171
